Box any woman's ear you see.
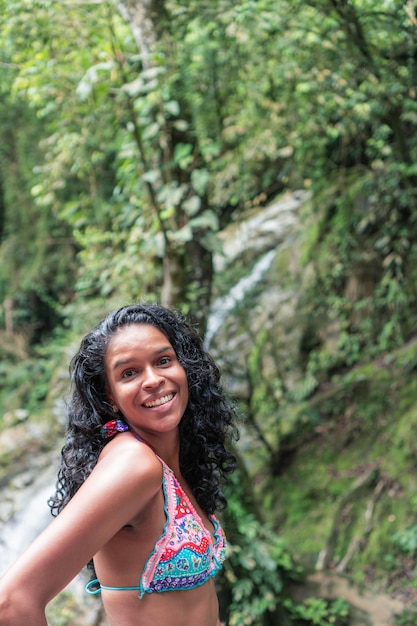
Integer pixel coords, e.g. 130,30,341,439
111,403,119,413
107,391,119,413
106,386,119,413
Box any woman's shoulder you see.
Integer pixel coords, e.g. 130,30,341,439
95,432,162,488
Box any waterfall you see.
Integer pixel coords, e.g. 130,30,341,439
0,462,56,573
0,456,101,621
204,249,277,349
204,190,307,349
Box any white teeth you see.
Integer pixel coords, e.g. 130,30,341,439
144,394,174,408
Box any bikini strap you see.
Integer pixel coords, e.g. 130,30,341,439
85,579,102,595
85,579,142,594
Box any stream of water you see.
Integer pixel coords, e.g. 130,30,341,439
0,473,53,572
204,249,277,349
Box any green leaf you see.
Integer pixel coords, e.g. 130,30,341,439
142,169,159,184
169,223,193,243
173,119,189,131
173,142,193,169
164,99,180,116
191,168,210,195
189,209,219,231
121,76,145,98
76,61,114,100
182,195,201,216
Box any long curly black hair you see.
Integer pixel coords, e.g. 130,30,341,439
48,303,238,520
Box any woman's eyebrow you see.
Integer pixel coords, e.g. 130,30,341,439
155,345,174,354
112,357,134,371
112,346,174,370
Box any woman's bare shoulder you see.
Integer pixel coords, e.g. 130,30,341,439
61,433,163,537
96,432,162,485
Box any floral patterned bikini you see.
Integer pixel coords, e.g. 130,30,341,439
86,429,226,599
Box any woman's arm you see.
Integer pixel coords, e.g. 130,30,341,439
0,436,162,625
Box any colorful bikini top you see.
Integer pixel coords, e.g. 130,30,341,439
86,432,227,598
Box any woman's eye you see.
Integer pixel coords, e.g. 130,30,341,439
159,357,171,366
122,369,135,379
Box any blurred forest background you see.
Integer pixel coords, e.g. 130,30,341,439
2,1,417,624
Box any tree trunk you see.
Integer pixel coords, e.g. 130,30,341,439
117,0,215,323
160,247,186,309
186,239,213,332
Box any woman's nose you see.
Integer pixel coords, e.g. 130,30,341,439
143,367,164,387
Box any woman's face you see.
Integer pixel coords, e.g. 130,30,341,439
105,323,189,439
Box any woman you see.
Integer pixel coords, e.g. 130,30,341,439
0,303,237,625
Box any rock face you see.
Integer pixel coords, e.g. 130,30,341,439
0,451,56,568
208,190,310,403
213,190,308,272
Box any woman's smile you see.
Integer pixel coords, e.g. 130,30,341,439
143,393,175,409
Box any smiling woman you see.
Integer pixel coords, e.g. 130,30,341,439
105,324,189,441
0,304,238,626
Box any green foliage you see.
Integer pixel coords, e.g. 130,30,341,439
247,329,283,425
2,0,417,620
0,357,47,416
222,470,351,626
392,526,417,557
395,609,417,626
283,597,349,626
262,339,417,609
299,164,417,379
0,334,68,418
0,9,78,341
2,0,417,333
282,0,417,376
220,468,302,625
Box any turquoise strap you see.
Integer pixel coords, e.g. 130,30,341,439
85,579,141,595
85,579,102,595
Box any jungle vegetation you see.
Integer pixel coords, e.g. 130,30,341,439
1,1,417,624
